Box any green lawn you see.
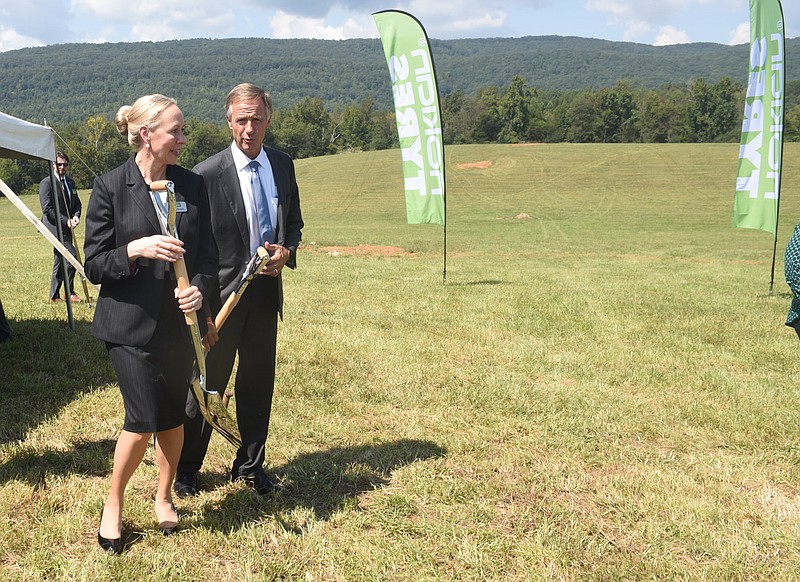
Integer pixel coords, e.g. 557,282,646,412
1,143,800,580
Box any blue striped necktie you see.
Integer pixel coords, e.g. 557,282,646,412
249,160,273,244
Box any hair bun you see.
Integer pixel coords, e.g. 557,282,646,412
114,105,132,136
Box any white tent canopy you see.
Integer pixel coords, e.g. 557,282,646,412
0,111,56,161
0,110,94,329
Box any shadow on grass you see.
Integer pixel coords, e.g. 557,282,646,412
449,279,505,287
199,439,446,533
0,438,116,487
0,317,115,443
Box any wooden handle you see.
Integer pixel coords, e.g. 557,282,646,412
214,293,240,331
173,256,198,326
213,246,270,330
149,180,172,192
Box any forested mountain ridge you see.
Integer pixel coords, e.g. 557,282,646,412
1,35,798,125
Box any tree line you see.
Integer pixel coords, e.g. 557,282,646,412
2,73,799,195
4,36,790,126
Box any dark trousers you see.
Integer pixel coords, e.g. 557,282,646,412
179,275,279,477
45,220,77,300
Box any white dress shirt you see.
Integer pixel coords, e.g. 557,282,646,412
230,142,278,255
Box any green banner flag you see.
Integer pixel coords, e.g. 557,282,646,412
373,10,446,225
733,0,785,234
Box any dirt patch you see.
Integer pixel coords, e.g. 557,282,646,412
456,160,493,169
496,213,531,220
311,244,409,257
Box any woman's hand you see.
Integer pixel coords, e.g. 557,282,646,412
175,285,203,314
127,235,185,262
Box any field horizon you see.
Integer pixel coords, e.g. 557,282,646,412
2,143,800,579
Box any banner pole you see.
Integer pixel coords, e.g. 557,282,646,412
443,224,447,284
770,230,778,295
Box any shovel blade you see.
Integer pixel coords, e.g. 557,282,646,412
189,378,241,448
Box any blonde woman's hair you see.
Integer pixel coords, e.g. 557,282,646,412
115,94,178,149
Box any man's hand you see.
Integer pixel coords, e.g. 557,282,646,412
260,243,290,277
202,316,218,352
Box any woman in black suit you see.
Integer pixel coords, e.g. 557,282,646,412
84,94,218,553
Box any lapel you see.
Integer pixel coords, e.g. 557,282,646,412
166,166,187,237
55,177,69,213
264,147,285,243
219,149,250,251
124,157,162,234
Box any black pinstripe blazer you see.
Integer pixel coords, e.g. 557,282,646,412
84,156,218,346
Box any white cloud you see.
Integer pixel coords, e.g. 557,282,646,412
0,26,44,52
445,12,507,33
728,22,749,46
270,10,348,40
403,1,509,36
654,25,690,46
71,0,239,42
622,20,652,42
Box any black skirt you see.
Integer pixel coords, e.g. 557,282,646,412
106,279,193,433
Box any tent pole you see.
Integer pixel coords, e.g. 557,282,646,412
49,166,75,330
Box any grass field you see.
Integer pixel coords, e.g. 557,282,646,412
2,143,800,580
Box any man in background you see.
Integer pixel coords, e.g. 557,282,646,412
175,83,303,496
39,151,82,303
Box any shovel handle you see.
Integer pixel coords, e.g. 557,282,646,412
173,257,198,326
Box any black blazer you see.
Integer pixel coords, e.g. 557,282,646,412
193,145,303,317
39,174,81,241
84,156,218,346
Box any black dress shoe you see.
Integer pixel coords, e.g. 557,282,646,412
173,472,198,498
158,503,179,536
234,471,285,495
98,532,123,554
98,508,123,554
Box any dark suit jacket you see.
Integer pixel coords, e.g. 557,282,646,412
40,174,82,241
84,156,218,346
193,145,303,317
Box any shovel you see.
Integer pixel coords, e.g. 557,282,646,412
151,179,241,447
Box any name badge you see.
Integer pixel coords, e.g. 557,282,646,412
175,201,188,213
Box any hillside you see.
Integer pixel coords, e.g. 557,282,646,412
0,36,798,125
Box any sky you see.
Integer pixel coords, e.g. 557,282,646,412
0,0,796,53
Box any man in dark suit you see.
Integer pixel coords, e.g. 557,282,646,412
175,83,303,496
39,151,82,303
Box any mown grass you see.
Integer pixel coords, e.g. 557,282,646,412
2,143,800,580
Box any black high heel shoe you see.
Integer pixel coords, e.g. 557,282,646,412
98,508,123,554
158,504,178,536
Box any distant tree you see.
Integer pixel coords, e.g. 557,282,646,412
54,116,130,188
497,75,530,143
473,86,502,142
336,98,384,152
181,119,230,169
598,81,640,143
442,89,465,144
271,97,333,159
0,158,46,197
566,90,603,142
368,110,398,151
525,88,552,142
688,77,741,142
638,87,689,143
